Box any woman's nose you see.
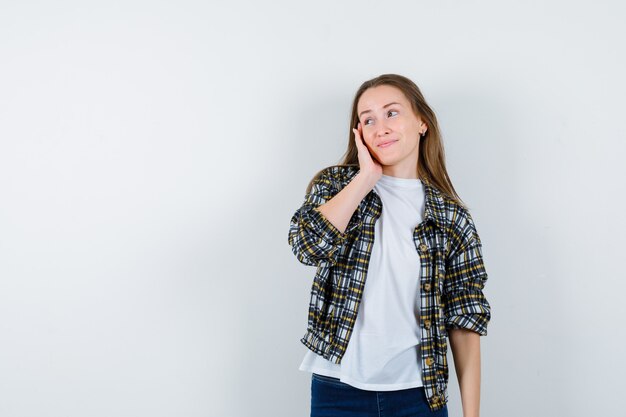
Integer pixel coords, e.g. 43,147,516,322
376,120,391,136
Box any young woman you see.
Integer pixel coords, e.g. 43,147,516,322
288,74,492,417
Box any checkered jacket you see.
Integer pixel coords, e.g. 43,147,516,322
287,164,492,412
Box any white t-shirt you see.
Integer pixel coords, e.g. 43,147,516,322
299,173,427,391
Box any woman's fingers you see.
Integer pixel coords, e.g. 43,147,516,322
352,128,361,147
354,123,375,164
353,123,366,150
353,122,382,183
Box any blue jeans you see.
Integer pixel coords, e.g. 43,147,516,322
311,373,448,417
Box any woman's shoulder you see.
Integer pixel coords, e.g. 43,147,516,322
312,164,360,186
437,191,482,249
304,164,359,195
422,178,479,238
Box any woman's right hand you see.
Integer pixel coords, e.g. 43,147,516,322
353,122,383,187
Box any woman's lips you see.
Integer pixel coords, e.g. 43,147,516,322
378,140,398,148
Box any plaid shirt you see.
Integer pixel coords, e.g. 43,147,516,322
287,165,491,412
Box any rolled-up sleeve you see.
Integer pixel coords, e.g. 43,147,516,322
287,169,361,267
442,215,491,336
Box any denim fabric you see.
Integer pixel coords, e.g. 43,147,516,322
310,373,449,417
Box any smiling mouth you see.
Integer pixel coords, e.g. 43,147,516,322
378,140,398,148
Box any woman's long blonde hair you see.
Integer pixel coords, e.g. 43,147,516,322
307,73,467,209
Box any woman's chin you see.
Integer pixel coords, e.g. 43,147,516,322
374,155,395,166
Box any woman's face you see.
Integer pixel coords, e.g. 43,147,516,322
357,85,427,176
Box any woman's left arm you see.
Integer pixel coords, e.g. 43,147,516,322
443,208,492,417
449,328,481,417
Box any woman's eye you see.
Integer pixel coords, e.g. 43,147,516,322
363,111,396,125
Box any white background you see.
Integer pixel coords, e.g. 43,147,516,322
1,1,624,416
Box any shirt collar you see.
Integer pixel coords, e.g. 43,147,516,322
420,176,448,230
342,166,447,230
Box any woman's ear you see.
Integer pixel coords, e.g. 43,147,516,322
417,120,427,135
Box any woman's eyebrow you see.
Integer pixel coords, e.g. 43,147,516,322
359,102,402,118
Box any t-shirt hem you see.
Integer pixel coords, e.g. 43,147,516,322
300,365,423,391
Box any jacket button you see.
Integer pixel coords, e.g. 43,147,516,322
423,282,431,292
423,319,431,329
419,243,428,252
425,357,434,366
437,272,444,279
